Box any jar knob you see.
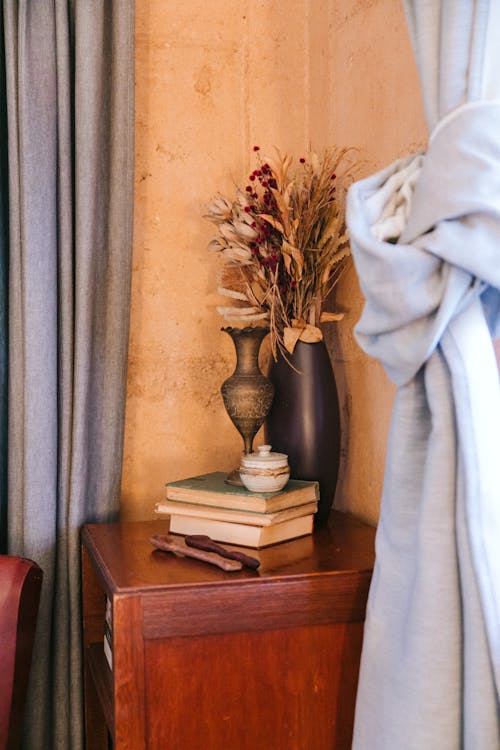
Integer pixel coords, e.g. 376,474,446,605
257,444,272,455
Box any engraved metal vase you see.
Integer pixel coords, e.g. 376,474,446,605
221,326,274,455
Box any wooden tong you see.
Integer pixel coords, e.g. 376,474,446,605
185,535,260,570
150,534,260,572
150,534,241,571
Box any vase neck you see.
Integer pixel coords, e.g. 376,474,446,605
234,339,261,374
224,328,268,375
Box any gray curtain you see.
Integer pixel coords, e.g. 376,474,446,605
0,7,8,555
346,2,500,749
3,2,134,748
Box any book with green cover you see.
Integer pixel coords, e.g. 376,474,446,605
165,472,319,513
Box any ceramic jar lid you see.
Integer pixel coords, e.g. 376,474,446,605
239,444,290,492
240,444,288,471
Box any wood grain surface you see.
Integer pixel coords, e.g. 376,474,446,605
81,511,376,750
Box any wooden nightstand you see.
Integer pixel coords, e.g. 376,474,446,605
81,511,375,750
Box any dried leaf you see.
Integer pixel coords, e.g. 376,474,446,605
217,307,269,322
217,305,264,316
208,238,225,253
217,286,249,302
220,264,251,286
284,326,303,354
269,188,290,231
321,248,350,284
262,155,281,179
320,312,344,322
282,153,293,181
318,216,341,249
233,220,258,240
204,194,233,221
219,223,239,242
236,190,249,208
283,180,295,209
282,239,304,279
250,280,267,304
264,149,293,188
311,152,321,175
298,324,323,343
222,247,252,263
259,214,285,233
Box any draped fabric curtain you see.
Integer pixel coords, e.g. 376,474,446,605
0,9,8,555
2,2,134,748
347,2,500,748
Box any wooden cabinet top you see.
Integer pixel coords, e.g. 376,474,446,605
82,511,376,749
82,510,375,597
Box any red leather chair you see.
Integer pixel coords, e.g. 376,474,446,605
0,556,43,750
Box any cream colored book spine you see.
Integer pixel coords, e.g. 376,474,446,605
168,513,314,548
155,500,318,527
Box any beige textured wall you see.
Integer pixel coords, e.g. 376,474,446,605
323,2,427,523
121,0,427,524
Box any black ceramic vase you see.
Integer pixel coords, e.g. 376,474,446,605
265,340,340,526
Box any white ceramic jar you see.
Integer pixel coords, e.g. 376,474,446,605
239,444,290,492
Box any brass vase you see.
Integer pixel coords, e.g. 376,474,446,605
221,326,274,456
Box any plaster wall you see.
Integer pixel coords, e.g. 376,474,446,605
121,0,427,524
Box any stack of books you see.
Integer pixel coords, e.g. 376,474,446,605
155,471,319,548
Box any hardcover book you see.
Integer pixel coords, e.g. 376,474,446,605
168,513,315,548
155,499,318,527
165,472,319,514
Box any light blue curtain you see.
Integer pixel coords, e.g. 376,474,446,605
3,2,135,748
347,2,500,748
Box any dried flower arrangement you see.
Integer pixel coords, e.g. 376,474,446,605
205,146,355,359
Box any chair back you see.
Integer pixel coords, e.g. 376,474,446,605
0,556,43,750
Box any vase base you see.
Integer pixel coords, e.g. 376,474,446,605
224,468,244,486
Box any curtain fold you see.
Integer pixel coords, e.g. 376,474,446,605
3,2,134,748
0,6,8,555
347,3,500,748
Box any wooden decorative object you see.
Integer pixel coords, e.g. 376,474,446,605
149,534,243,571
